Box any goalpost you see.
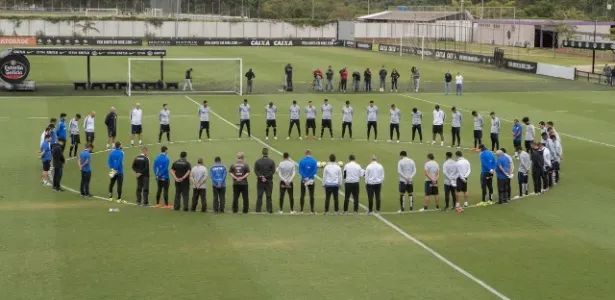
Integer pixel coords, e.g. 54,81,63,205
127,58,243,96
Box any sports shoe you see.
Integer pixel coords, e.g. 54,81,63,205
198,139,202,142
155,204,162,208
431,141,435,145
387,140,392,142
116,199,122,203
299,137,303,140
109,197,114,202
274,137,278,140
310,212,316,215
512,196,520,200
419,208,427,212
318,138,322,140
278,211,283,214
286,137,290,140
397,209,403,213
487,201,494,205
290,211,296,215
265,137,269,140
440,142,444,146
455,207,464,213
165,205,173,209
397,140,400,143
463,202,468,207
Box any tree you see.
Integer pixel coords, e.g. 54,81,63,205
75,20,100,36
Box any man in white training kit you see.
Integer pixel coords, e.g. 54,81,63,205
432,105,445,146
265,102,278,140
130,103,143,147
322,153,343,215
341,101,354,139
397,150,416,212
320,99,333,140
365,155,385,214
198,101,211,141
287,100,302,140
158,103,171,144
442,151,460,211
238,99,251,139
83,111,96,146
366,101,379,141
455,151,471,209
388,104,401,143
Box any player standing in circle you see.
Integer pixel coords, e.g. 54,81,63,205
198,101,211,141
411,108,423,144
455,72,464,96
265,102,278,140
451,107,462,148
341,101,354,139
68,113,81,157
388,104,401,143
431,105,445,147
304,101,317,140
104,107,117,150
158,104,171,144
130,103,143,147
183,68,194,91
320,99,333,140
472,111,484,151
390,68,400,92
238,99,251,139
397,150,416,212
287,100,302,140
366,100,379,141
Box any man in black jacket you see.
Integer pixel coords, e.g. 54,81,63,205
284,63,293,91
132,146,151,206
104,106,118,150
171,151,192,211
254,148,276,213
530,142,544,195
364,68,372,92
352,71,361,92
51,140,66,192
245,68,255,94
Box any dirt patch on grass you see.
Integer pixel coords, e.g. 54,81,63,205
0,201,102,211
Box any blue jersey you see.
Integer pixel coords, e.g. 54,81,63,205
153,154,170,179
40,142,51,162
107,149,124,174
512,124,522,141
79,150,91,172
57,120,67,140
50,130,57,144
496,155,511,179
479,150,496,174
210,163,227,187
298,156,318,180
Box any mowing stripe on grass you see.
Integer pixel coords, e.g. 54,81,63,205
398,93,615,149
184,95,511,300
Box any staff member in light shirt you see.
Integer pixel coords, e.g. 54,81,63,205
158,104,171,144
343,154,363,214
365,155,384,214
397,151,416,212
265,102,278,140
455,72,463,96
341,101,354,139
442,152,459,211
84,111,96,145
471,111,484,151
287,100,302,140
411,108,423,143
388,104,401,142
522,117,535,154
514,146,531,199
322,154,343,215
539,142,552,192
277,152,296,214
421,153,440,211
431,105,445,147
550,134,563,185
455,151,471,208
490,112,501,151
366,101,379,141
238,99,251,139
130,103,143,147
68,114,81,158
198,101,211,141
451,107,462,148
190,157,208,212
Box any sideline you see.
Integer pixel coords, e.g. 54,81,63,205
184,95,512,300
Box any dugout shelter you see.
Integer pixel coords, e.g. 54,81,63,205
0,47,168,92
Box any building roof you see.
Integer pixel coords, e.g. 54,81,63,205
357,11,462,22
474,19,615,26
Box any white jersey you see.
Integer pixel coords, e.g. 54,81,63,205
491,117,501,134
389,108,401,124
443,159,460,186
265,105,277,120
239,104,251,120
366,106,378,122
474,115,484,131
342,106,354,123
198,106,210,122
456,157,471,179
305,106,317,119
525,124,535,141
289,105,300,120
412,111,422,125
322,163,343,186
69,118,79,135
456,75,463,84
159,109,170,125
83,115,95,133
364,162,385,185
130,108,142,126
277,160,296,184
433,109,445,126
321,104,333,120
451,111,462,128
397,157,416,183
343,161,363,183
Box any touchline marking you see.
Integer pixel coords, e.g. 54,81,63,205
399,93,615,149
184,96,511,300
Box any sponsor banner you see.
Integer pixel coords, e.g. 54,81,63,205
0,54,30,84
36,37,142,46
536,63,575,80
378,44,493,64
342,40,373,51
503,59,537,74
11,48,166,56
147,38,342,47
562,40,615,50
0,36,36,46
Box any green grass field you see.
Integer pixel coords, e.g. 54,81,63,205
2,46,615,300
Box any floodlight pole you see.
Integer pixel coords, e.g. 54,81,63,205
86,55,91,89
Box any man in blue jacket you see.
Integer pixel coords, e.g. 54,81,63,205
512,119,523,155
210,156,228,213
57,113,67,152
153,146,170,208
298,149,318,214
495,150,511,204
108,142,125,203
479,144,495,205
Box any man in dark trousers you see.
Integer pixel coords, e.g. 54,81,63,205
352,71,361,92
530,142,545,195
51,139,66,192
171,151,192,211
284,63,293,91
444,70,452,95
364,68,372,92
132,146,151,206
230,152,251,214
78,143,93,197
153,146,170,208
254,148,276,214
245,68,255,94
210,156,227,213
104,106,118,150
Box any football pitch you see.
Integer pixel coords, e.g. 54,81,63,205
2,46,615,300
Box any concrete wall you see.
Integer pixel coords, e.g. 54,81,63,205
353,21,473,42
473,23,534,48
0,19,337,39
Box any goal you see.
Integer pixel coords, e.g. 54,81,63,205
127,58,243,96
85,8,120,16
144,8,164,17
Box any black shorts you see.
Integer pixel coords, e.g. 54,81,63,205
71,134,80,145
321,119,332,128
107,128,116,138
456,178,468,192
474,130,483,139
200,121,210,130
306,119,316,129
85,132,95,143
551,161,560,171
160,124,171,133
42,160,51,172
266,120,277,128
513,140,522,148
390,123,399,130
424,180,439,196
290,119,300,127
131,125,142,135
398,182,413,194
524,140,532,150
367,121,377,128
432,125,443,134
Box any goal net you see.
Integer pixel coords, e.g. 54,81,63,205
400,22,437,59
85,8,120,16
127,58,243,96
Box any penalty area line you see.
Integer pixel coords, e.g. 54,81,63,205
184,95,511,300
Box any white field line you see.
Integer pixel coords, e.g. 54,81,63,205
184,95,511,300
398,93,615,149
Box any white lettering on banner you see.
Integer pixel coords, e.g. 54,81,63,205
250,40,294,46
